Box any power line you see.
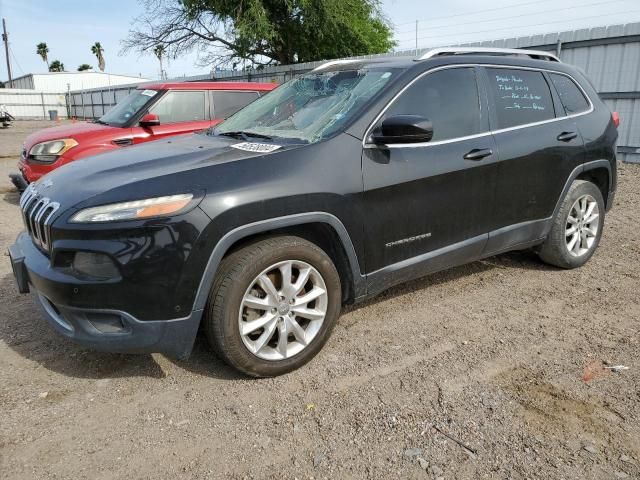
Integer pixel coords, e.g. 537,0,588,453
402,9,640,45
392,0,564,27
8,45,24,76
393,0,628,37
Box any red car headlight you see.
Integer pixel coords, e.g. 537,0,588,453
28,138,78,162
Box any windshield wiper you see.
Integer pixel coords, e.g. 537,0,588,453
93,119,109,125
218,130,273,141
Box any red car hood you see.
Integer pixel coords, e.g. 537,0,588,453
23,121,123,150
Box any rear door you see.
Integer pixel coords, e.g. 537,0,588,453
210,90,261,126
362,66,499,284
131,90,211,144
482,66,585,253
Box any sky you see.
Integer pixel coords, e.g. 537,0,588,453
1,0,640,82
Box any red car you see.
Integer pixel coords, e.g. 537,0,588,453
11,81,276,189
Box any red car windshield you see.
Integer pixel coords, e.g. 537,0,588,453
98,89,159,127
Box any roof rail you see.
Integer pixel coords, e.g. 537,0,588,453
419,47,560,62
312,59,363,72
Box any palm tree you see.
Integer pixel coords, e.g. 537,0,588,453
77,64,93,71
36,42,49,68
91,42,105,71
48,60,64,72
153,45,166,80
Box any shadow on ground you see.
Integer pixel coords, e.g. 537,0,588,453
3,189,20,205
0,247,556,381
346,248,555,314
0,272,243,381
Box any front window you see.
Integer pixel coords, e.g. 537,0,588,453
215,69,398,143
98,89,158,127
383,67,483,142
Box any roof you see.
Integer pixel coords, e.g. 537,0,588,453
315,51,572,76
10,71,148,80
139,81,278,91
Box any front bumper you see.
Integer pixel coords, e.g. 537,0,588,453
19,155,59,183
8,232,202,359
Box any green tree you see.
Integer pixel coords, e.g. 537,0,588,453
123,0,394,67
36,42,49,67
91,42,105,71
77,64,93,71
48,60,65,72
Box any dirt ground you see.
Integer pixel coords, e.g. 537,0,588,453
0,121,639,480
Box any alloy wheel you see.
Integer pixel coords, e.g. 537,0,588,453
238,260,328,361
565,194,600,257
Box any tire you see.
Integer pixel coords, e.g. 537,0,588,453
203,235,342,377
538,180,605,269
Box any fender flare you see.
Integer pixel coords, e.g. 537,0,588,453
191,212,366,312
550,159,612,225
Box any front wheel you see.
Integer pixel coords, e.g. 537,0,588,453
203,236,342,377
538,179,605,269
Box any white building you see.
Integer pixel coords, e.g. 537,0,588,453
6,71,149,92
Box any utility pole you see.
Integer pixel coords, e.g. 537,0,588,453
2,18,12,85
415,20,419,55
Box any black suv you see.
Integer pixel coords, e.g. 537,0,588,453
9,48,618,377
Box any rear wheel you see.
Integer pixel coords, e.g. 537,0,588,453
203,236,342,377
538,180,604,268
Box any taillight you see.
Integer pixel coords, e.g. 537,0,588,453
612,111,620,128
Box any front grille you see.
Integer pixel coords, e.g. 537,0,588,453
19,184,60,253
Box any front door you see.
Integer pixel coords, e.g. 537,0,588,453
362,66,499,292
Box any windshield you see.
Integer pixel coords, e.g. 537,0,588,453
98,89,159,126
215,69,398,143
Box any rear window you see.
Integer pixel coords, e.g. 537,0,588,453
149,90,207,123
212,91,260,119
549,73,590,115
486,68,555,129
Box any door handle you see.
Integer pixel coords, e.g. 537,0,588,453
464,148,493,161
557,131,578,142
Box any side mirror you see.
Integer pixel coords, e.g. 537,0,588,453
371,115,433,144
139,113,160,127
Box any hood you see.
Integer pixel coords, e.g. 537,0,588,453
23,121,121,149
31,133,302,212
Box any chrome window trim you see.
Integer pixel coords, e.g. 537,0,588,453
362,63,595,150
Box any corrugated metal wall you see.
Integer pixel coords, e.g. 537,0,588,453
462,22,640,163
6,72,149,93
67,85,141,119
7,76,35,90
60,21,640,162
0,89,67,119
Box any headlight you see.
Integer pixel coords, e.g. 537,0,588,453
29,138,78,162
70,194,194,223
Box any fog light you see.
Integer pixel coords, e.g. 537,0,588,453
73,252,119,279
86,312,126,333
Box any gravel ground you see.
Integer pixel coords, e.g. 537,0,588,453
0,121,639,479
